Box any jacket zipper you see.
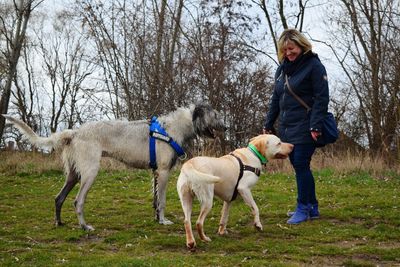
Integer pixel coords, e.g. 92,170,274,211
282,80,287,138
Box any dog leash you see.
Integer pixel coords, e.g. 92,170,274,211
229,153,261,201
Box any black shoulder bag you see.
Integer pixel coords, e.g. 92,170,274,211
285,75,339,147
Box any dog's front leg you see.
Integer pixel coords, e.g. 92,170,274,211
218,201,231,235
238,187,263,231
153,169,173,225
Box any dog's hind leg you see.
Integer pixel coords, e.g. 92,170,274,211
196,197,213,242
218,201,232,235
153,169,173,225
74,160,100,231
178,185,196,250
55,167,80,226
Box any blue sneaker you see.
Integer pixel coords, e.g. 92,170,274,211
287,203,309,224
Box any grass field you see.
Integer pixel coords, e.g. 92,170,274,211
0,151,399,266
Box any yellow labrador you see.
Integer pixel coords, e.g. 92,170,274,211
177,134,293,250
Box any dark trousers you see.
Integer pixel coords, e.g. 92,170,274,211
289,144,317,205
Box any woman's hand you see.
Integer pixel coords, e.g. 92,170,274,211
263,128,274,134
311,131,321,141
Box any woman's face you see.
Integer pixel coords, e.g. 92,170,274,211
283,41,302,62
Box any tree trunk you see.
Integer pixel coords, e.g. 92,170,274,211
149,0,167,115
0,0,33,138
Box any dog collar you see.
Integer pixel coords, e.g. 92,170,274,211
247,144,268,165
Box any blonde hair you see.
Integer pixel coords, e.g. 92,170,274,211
277,29,312,62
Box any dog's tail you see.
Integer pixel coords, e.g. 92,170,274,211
2,114,74,149
178,164,220,205
181,164,221,184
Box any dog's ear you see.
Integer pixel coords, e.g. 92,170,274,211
252,136,267,157
249,134,264,142
193,104,207,121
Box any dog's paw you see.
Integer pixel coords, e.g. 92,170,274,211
81,224,95,231
254,222,263,232
201,235,212,242
187,241,196,251
159,218,174,225
55,221,65,227
218,230,228,236
217,226,228,235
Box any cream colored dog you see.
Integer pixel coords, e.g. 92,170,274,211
177,134,293,250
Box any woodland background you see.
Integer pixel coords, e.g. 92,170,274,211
0,0,399,165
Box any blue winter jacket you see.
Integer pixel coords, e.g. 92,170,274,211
264,53,329,145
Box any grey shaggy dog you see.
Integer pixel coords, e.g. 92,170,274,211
3,103,225,231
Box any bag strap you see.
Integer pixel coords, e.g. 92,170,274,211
285,75,311,113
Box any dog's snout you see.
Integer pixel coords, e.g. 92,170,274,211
215,122,227,132
286,143,294,153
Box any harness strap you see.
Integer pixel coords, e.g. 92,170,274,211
230,153,261,201
149,134,157,170
149,116,186,170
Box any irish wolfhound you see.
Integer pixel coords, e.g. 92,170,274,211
3,103,225,231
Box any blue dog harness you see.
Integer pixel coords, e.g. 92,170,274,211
149,116,186,170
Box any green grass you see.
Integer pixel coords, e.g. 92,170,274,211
0,156,399,266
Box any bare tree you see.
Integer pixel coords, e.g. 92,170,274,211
74,0,186,119
74,1,131,119
179,0,272,150
34,10,94,132
0,0,42,140
325,0,400,160
150,0,167,112
254,0,310,61
11,40,41,133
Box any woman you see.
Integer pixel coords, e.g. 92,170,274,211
263,29,329,224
